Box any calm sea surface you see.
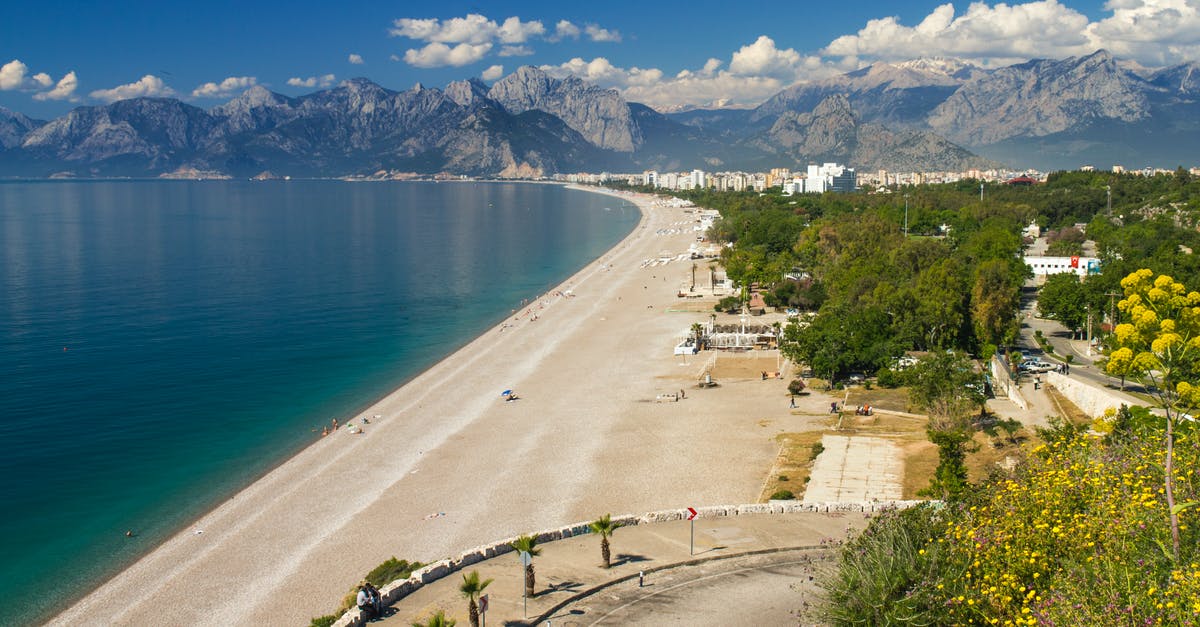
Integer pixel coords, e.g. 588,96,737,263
0,180,638,624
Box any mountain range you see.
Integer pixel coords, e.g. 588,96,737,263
1,50,1196,178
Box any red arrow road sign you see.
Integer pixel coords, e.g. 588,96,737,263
687,507,698,520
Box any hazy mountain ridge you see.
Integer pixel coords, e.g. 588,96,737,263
732,49,1200,169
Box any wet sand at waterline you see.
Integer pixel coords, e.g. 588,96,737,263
53,186,824,625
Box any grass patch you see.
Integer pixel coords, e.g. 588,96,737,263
760,430,828,502
845,386,911,413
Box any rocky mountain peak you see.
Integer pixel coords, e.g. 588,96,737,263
488,65,640,152
445,78,493,108
812,93,855,119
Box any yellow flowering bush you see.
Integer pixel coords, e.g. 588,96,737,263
822,418,1200,625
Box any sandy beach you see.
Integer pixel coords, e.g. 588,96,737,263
52,185,828,626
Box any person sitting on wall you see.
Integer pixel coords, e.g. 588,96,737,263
357,585,375,620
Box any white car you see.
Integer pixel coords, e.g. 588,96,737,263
1021,360,1055,373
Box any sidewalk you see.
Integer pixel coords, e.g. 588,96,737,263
374,511,876,626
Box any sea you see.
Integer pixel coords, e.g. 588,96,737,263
0,179,639,625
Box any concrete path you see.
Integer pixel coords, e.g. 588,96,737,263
802,435,903,503
376,512,869,627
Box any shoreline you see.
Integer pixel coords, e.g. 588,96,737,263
52,183,817,625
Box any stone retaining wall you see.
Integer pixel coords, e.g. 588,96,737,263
991,355,1028,410
1045,371,1134,418
332,500,925,626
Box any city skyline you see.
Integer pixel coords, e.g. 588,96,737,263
3,0,1198,118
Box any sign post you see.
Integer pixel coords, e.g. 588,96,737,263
687,507,698,555
520,550,532,617
479,594,488,627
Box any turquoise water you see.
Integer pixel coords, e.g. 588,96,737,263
0,180,638,625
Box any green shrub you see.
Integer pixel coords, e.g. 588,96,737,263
819,504,952,625
365,557,422,587
875,368,901,388
309,615,338,627
810,441,825,460
778,475,789,482
715,296,741,313
769,490,795,500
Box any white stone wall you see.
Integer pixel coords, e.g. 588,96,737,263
331,500,926,626
1045,371,1135,418
991,355,1028,410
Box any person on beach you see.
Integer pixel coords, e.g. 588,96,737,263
332,418,339,431
790,396,796,409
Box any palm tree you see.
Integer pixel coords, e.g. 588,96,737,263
690,322,705,350
589,514,620,568
509,534,541,598
412,609,456,627
459,570,492,627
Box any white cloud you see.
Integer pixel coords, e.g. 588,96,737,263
191,76,257,98
498,16,545,43
348,53,364,65
0,59,29,90
403,42,492,68
819,0,1200,68
1086,0,1200,65
499,45,534,57
89,75,175,103
543,55,793,109
551,20,581,41
390,54,401,62
482,64,504,81
31,72,53,88
585,24,622,43
286,74,336,88
34,71,78,101
390,14,543,45
729,36,813,77
389,14,620,67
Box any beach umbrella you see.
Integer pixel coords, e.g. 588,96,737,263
501,389,512,396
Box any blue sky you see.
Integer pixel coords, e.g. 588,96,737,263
2,0,1197,118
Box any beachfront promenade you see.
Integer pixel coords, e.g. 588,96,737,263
337,503,920,627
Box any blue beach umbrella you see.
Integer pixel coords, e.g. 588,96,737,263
501,389,512,396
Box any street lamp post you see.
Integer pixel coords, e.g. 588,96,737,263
903,193,909,237
980,182,984,202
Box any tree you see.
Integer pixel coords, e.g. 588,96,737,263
589,514,620,568
1105,268,1200,561
412,610,456,627
509,534,541,598
1038,273,1088,336
907,351,986,500
691,322,705,350
459,571,492,627
971,259,1021,346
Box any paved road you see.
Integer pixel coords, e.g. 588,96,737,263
544,549,834,626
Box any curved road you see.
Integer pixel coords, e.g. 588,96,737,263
543,549,835,626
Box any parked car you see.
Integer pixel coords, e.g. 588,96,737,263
1020,360,1055,373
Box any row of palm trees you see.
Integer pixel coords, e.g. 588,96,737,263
410,514,620,627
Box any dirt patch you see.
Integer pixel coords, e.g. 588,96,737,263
1044,385,1091,425
708,354,786,379
901,439,938,498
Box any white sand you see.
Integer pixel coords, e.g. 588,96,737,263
53,185,829,626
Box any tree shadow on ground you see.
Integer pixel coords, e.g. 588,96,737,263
541,580,583,596
611,553,650,567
